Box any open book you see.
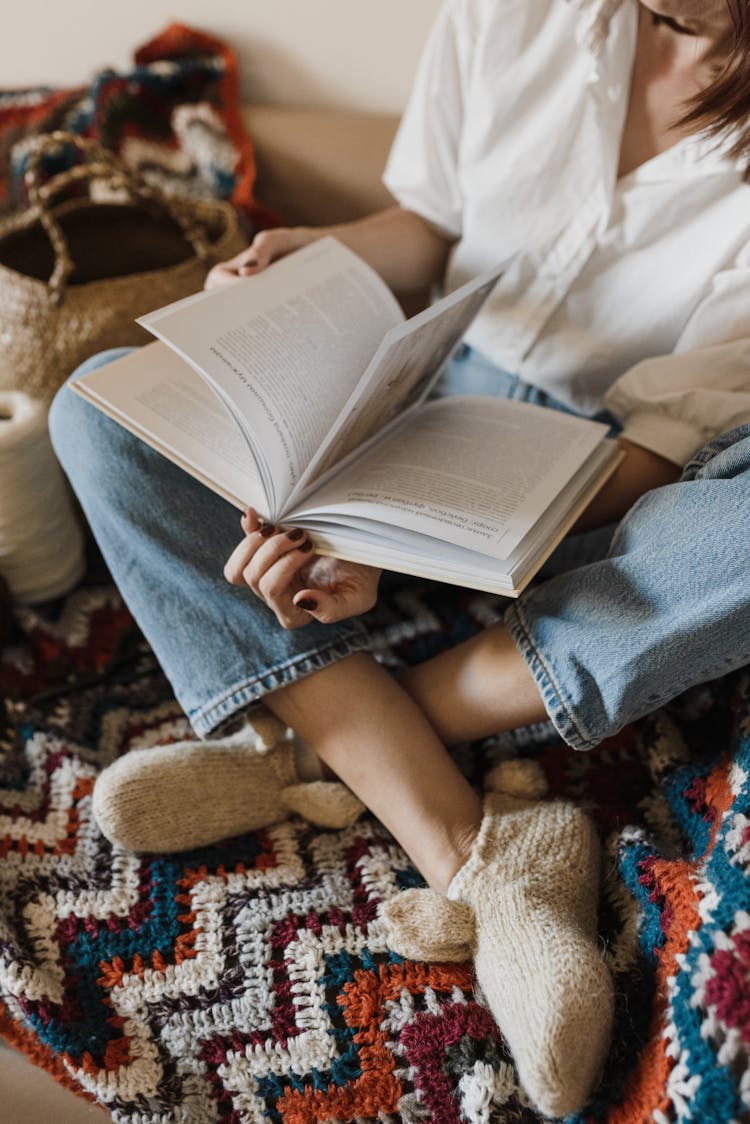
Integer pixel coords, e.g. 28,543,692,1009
72,237,621,595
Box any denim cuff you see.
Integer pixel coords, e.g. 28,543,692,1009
190,625,372,737
503,600,598,752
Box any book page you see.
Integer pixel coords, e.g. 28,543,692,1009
291,396,609,558
291,266,503,498
290,445,618,595
71,343,268,514
139,238,404,513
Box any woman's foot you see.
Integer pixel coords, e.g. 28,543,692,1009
382,760,613,1117
92,713,364,852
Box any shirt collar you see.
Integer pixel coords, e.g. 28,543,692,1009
568,0,626,55
570,0,746,176
665,130,746,178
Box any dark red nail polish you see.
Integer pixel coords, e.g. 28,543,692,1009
298,539,314,553
286,528,304,542
259,524,276,538
296,598,317,611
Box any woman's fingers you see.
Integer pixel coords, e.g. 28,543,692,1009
254,548,319,628
204,229,315,289
204,249,255,290
236,230,289,272
245,531,311,597
243,532,318,629
223,508,263,584
292,584,377,624
224,521,306,589
245,228,316,269
223,512,318,627
204,242,268,290
292,563,381,624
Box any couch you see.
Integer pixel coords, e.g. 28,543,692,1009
245,105,399,226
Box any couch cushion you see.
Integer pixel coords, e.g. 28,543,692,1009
243,105,399,226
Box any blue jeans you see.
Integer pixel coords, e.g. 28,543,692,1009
49,345,750,750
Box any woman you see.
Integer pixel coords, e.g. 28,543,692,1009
49,0,750,1114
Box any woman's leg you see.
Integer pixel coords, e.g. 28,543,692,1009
262,651,484,890
401,425,750,750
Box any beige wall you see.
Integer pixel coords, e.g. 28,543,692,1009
3,0,440,113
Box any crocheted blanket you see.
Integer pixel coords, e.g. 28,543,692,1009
0,24,275,228
1,569,749,1123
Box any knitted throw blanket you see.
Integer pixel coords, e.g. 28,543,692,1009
0,24,275,228
1,572,749,1123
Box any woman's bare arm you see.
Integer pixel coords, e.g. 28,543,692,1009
572,437,681,533
206,206,454,294
323,206,454,292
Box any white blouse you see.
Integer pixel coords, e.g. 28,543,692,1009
383,0,750,463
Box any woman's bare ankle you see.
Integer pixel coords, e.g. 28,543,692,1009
424,818,480,894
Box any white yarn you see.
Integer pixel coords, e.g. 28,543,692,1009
0,392,85,603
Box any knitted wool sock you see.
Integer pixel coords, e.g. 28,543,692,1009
382,760,613,1118
92,715,364,853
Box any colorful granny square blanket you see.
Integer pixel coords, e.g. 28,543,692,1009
1,568,749,1123
0,24,275,228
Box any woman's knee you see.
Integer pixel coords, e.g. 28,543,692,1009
49,382,109,480
49,348,138,473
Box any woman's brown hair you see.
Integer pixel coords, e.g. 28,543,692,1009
682,0,750,179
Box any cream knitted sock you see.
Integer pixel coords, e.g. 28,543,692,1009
92,712,364,852
382,760,613,1118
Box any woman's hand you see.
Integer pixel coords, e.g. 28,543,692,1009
224,508,381,629
205,208,453,293
204,227,319,290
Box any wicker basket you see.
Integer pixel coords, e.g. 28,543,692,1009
0,132,247,403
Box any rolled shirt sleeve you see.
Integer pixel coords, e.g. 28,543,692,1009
382,0,467,238
605,249,750,464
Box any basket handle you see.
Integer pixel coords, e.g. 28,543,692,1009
23,131,215,304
